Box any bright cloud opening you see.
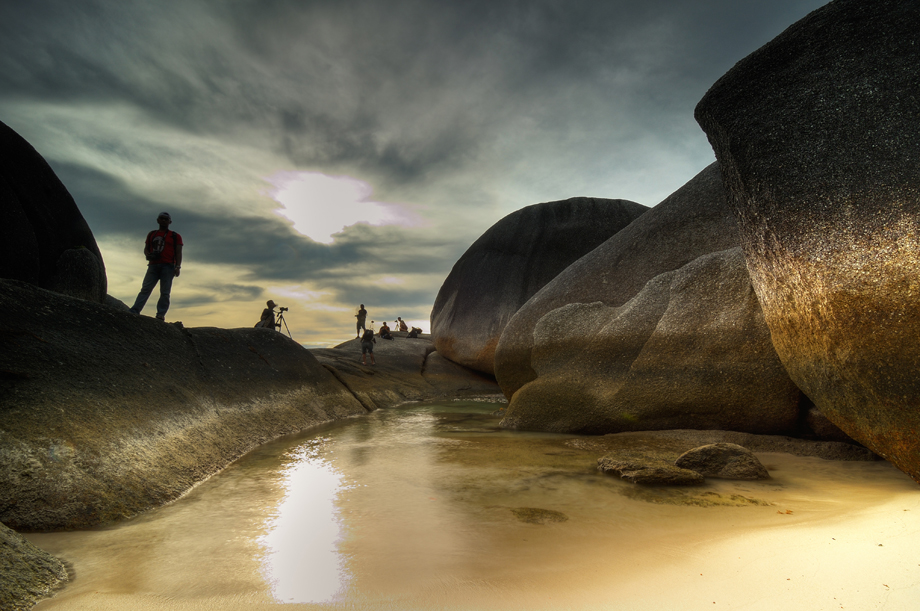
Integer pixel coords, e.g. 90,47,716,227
268,171,414,243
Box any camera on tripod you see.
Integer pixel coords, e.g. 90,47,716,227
279,307,289,312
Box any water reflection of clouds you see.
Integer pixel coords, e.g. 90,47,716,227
258,441,352,604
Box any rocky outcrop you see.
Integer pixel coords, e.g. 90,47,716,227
501,248,802,435
598,452,704,486
311,332,501,410
0,120,106,302
0,279,368,531
588,430,874,488
599,442,768,485
675,443,769,480
431,197,647,376
494,163,739,398
695,0,920,483
581,429,877,463
0,522,67,611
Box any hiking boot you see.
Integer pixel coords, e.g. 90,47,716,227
155,314,166,321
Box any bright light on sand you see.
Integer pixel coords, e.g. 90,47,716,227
268,171,412,243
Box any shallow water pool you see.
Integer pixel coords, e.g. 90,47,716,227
27,400,920,610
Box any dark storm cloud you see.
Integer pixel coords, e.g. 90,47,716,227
0,0,828,191
176,282,265,308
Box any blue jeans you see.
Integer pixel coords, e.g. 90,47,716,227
130,263,175,318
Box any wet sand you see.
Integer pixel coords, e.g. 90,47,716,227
26,402,920,610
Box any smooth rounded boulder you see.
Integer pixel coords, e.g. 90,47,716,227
494,163,740,398
501,248,801,435
695,0,920,483
431,197,647,376
0,120,107,302
675,443,770,480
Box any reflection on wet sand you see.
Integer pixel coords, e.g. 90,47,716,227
27,401,920,610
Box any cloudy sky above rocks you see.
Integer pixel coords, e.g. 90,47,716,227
0,0,825,347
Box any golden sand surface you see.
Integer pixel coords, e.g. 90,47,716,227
26,403,920,610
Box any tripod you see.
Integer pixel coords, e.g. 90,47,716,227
275,310,293,339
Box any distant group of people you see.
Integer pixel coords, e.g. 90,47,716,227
355,305,422,364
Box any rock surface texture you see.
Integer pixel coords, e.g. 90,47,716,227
494,163,740,398
501,247,801,435
695,0,920,483
431,197,647,376
311,332,501,411
0,280,368,531
598,453,705,486
675,443,770,480
0,522,68,611
0,120,107,302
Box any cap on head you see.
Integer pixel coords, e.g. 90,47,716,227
267,300,276,308
158,212,171,220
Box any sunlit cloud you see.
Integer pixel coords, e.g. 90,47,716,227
269,285,345,313
268,171,419,244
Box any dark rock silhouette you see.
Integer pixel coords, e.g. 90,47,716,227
431,197,647,376
695,0,920,483
494,164,738,398
0,120,106,302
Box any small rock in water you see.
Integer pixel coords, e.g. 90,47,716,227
510,507,569,524
675,443,770,480
597,452,704,486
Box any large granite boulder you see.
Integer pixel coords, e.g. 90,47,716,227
501,248,801,435
0,279,367,531
431,197,647,376
695,0,920,483
0,522,67,611
0,120,106,302
494,164,739,398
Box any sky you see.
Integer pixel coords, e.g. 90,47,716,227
0,0,827,348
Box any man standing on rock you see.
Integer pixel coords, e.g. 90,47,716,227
356,304,367,338
130,212,183,321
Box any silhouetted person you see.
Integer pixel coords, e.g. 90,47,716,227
361,328,376,365
356,304,367,337
256,300,278,329
130,212,183,321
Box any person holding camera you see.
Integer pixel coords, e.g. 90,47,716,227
130,212,183,321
